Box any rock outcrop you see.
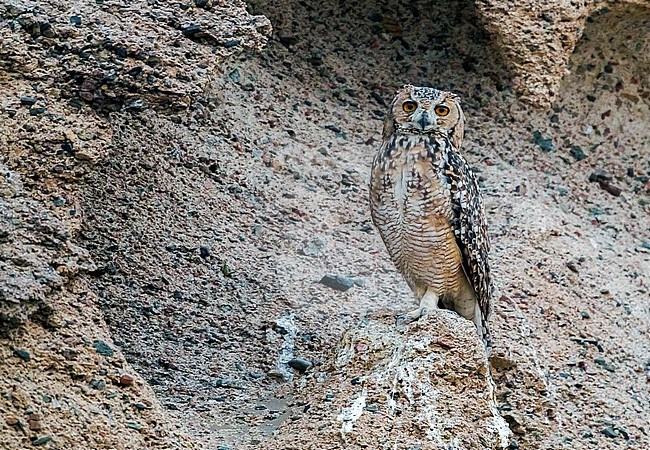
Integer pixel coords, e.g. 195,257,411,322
262,311,511,449
476,0,650,106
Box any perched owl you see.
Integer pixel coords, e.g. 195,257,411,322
369,85,493,346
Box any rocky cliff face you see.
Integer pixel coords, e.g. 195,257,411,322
476,0,649,106
1,0,648,449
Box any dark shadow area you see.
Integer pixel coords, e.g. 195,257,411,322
246,0,511,107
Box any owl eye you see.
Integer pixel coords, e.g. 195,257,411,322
435,105,450,116
402,100,417,113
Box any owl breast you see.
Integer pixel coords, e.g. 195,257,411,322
371,139,464,298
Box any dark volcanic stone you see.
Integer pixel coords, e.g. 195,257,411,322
319,274,354,292
13,349,31,362
222,40,240,48
20,96,37,106
601,427,618,438
181,24,201,37
93,340,114,356
199,245,211,258
532,130,555,152
569,145,587,161
288,358,313,373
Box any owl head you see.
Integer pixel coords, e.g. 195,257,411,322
383,85,465,148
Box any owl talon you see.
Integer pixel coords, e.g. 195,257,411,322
395,306,430,326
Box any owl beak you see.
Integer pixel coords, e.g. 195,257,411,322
416,110,434,130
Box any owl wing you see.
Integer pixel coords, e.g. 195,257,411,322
443,151,493,321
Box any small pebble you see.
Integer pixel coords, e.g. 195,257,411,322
532,131,555,152
601,427,618,438
93,340,114,357
181,24,201,37
299,238,325,257
199,245,211,258
222,40,240,48
13,349,31,362
325,124,341,133
248,370,265,379
32,436,53,446
319,274,354,292
28,418,42,431
20,96,37,106
6,417,19,426
287,358,312,373
29,107,46,116
566,261,579,273
119,374,134,386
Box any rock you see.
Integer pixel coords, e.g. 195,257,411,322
28,413,42,431
299,238,325,257
600,427,618,438
259,311,510,448
370,91,386,106
93,340,114,356
181,24,202,37
324,124,341,133
532,131,555,152
566,260,579,273
214,379,244,389
594,357,616,372
319,275,354,292
32,436,53,446
119,374,134,386
20,96,37,106
90,380,106,390
13,349,31,362
589,169,612,183
287,358,313,373
475,0,646,105
569,145,587,161
29,107,46,116
6,417,19,426
600,182,622,197
222,40,240,48
248,370,265,379
199,245,211,258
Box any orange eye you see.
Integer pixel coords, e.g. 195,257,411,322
402,100,417,113
435,105,450,116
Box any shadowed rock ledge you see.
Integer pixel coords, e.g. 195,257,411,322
261,311,511,449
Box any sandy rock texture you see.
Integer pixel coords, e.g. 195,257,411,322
261,311,510,449
0,0,269,448
476,0,650,106
0,167,200,449
1,0,649,448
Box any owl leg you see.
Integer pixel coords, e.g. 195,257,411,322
454,275,490,347
396,288,439,324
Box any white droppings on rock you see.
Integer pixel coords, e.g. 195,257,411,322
336,390,367,435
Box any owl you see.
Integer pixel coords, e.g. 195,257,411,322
369,85,492,346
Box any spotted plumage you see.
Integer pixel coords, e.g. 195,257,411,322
370,85,492,346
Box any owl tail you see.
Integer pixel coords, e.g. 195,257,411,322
474,306,492,355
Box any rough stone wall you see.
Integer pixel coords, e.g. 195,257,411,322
0,1,270,448
0,0,648,448
476,0,650,106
